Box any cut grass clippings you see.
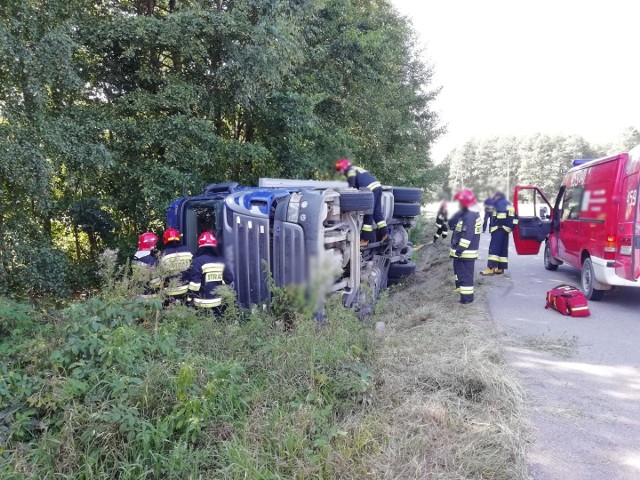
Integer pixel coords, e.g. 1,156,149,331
361,239,530,479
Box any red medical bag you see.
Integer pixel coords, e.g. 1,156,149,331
545,284,591,317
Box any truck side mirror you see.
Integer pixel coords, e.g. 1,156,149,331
539,206,549,219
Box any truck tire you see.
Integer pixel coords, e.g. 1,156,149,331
392,187,423,203
393,202,421,218
581,258,604,301
388,261,416,279
544,242,559,271
339,190,374,213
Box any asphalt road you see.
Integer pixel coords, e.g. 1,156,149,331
481,234,640,480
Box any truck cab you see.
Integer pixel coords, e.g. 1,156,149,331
513,145,640,300
166,179,422,312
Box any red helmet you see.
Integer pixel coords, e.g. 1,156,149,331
138,232,158,250
335,158,351,173
454,189,477,207
198,231,218,248
163,228,181,244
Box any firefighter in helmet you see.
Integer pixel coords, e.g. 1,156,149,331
480,191,518,276
132,232,159,269
157,227,193,301
449,189,482,304
187,231,233,313
335,158,389,248
433,201,449,243
131,232,160,295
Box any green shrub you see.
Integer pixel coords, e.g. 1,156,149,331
0,282,376,478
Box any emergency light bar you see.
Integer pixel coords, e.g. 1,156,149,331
572,159,594,167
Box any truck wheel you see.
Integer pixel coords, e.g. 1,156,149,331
393,202,421,218
581,258,604,301
339,190,374,213
544,242,558,271
392,187,423,203
388,261,416,279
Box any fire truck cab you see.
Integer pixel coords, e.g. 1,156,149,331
513,145,640,300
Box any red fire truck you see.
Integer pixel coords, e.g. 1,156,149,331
513,145,640,300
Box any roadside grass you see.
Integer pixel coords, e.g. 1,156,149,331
0,227,529,479
365,239,530,479
0,288,375,479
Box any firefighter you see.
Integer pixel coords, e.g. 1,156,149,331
132,232,159,269
157,227,193,301
335,158,389,248
433,201,449,243
187,231,233,313
131,232,160,295
450,189,482,304
482,197,495,233
480,191,518,276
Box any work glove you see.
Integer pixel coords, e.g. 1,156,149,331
455,248,465,258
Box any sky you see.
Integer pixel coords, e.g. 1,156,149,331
391,0,640,163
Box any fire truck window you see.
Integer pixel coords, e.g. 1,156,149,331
562,187,583,220
516,189,550,220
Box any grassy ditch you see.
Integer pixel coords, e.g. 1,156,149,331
364,240,530,479
0,232,529,479
1,290,375,479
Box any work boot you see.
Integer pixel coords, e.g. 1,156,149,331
493,268,504,275
479,268,494,276
360,239,369,248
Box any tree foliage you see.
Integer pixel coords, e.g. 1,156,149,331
0,0,441,296
446,133,612,199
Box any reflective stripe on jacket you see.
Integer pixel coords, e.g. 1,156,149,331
345,166,381,191
490,196,518,233
187,249,233,307
450,209,481,259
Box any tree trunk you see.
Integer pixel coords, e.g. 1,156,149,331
73,224,82,261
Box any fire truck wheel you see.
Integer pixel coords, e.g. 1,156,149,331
544,242,559,271
581,258,604,301
339,190,374,214
393,202,421,218
392,187,423,203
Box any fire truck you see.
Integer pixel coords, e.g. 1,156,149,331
166,179,422,311
513,145,640,300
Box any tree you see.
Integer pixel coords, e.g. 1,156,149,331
0,0,443,296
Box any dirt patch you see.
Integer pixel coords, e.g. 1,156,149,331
365,238,530,479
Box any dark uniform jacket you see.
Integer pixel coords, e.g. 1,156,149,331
187,248,233,308
132,250,159,294
449,209,482,259
345,166,382,191
158,244,193,296
490,195,518,233
132,250,157,269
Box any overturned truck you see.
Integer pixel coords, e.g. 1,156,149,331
167,179,422,311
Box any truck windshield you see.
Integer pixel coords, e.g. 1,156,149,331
184,200,224,252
